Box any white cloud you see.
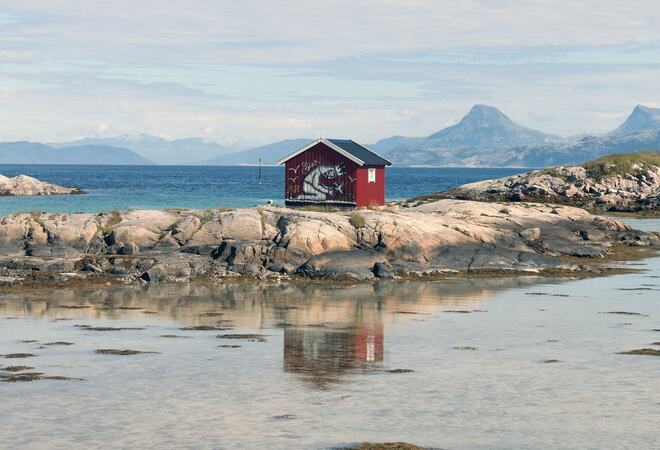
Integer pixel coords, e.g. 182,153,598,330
0,1,659,142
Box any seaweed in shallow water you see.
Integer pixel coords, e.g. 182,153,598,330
618,348,660,356
217,334,268,342
95,349,160,356
179,326,233,331
603,311,649,316
3,353,35,359
385,369,415,374
1,366,33,372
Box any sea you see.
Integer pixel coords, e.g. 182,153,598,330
0,165,526,215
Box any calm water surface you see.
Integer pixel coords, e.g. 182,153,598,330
1,250,659,449
0,165,526,215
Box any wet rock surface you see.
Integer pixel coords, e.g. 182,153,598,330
0,200,657,285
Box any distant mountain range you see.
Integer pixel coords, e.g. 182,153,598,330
202,138,310,165
55,134,232,165
1,104,659,167
0,142,153,165
375,104,660,167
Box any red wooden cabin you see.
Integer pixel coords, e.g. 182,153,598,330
277,138,392,207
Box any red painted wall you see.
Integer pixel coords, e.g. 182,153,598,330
355,166,385,207
284,142,386,206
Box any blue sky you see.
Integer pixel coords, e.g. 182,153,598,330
1,1,660,145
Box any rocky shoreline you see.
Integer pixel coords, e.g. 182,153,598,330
0,199,657,287
0,174,83,196
411,152,660,215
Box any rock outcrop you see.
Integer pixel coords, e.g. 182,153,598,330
417,152,660,215
0,174,83,196
0,200,656,285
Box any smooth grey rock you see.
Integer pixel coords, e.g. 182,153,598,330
373,261,394,279
298,250,387,280
520,227,541,241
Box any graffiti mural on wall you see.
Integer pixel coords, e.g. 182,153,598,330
287,161,354,202
297,163,344,201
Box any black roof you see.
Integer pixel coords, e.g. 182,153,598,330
327,139,392,166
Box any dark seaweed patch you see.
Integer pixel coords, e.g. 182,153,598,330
77,325,145,331
0,372,79,383
179,326,234,331
338,443,426,450
618,348,660,356
97,306,144,310
602,311,649,316
1,366,33,372
385,368,414,374
217,334,268,342
95,349,160,356
525,292,570,297
4,353,34,359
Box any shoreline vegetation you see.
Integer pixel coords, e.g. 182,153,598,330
0,152,658,288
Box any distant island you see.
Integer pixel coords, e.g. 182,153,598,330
0,174,83,196
2,104,660,168
411,151,660,216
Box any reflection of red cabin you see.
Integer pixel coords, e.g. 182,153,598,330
276,138,392,207
354,324,384,362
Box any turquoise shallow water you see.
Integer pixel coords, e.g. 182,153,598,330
0,165,525,215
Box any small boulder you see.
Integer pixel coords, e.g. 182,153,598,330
520,227,541,241
140,264,168,282
119,242,140,255
373,261,394,279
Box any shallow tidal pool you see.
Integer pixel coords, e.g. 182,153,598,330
1,257,659,449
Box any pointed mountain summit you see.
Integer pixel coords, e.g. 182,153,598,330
424,105,559,149
609,105,660,136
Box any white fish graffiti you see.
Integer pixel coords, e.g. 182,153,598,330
295,164,344,201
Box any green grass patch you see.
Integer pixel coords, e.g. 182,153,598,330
348,212,366,229
582,151,660,179
98,210,122,236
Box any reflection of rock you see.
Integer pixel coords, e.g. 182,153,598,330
284,324,383,387
0,277,567,385
0,199,656,284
